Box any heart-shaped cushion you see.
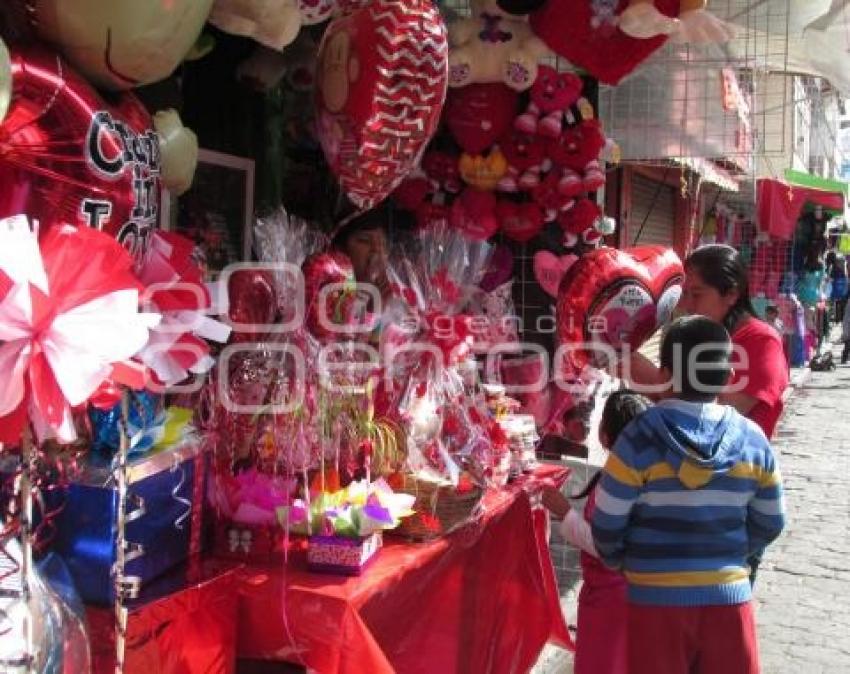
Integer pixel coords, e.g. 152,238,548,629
533,250,578,298
446,83,519,154
450,188,499,241
498,201,544,242
529,0,678,85
555,245,684,371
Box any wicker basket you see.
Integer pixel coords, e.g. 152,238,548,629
393,475,483,541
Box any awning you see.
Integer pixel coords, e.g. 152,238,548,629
783,169,849,201
756,178,845,240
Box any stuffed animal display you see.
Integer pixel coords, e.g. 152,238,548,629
447,0,551,91
393,64,616,249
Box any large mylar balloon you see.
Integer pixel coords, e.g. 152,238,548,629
315,0,448,210
0,46,160,263
552,245,684,369
27,0,215,90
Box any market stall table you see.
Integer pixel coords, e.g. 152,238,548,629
233,465,573,674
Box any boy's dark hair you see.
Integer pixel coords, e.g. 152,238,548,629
572,389,649,500
331,202,414,250
660,316,732,402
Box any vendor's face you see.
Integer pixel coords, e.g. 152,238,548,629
343,228,387,284
678,269,737,324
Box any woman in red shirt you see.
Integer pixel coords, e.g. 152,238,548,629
623,244,789,584
626,244,788,439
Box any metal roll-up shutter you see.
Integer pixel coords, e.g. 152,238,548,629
630,173,676,365
630,173,676,247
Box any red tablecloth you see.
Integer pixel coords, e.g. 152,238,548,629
234,465,573,673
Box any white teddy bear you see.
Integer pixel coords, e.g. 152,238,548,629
447,0,550,92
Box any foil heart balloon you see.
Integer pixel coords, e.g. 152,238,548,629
315,0,448,210
553,245,684,371
445,83,518,155
529,0,678,85
302,250,356,340
228,269,279,343
0,46,160,264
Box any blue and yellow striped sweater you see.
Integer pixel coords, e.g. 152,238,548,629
591,399,785,607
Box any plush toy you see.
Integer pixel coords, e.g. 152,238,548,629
28,0,215,90
236,32,319,92
497,128,547,192
447,0,551,91
558,198,602,248
208,0,303,50
423,150,463,195
528,0,733,85
532,172,574,223
450,188,499,240
547,119,607,197
496,201,544,242
515,65,583,138
154,110,199,196
620,0,735,43
445,83,518,154
459,149,509,191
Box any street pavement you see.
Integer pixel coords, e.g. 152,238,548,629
535,341,850,674
756,341,850,673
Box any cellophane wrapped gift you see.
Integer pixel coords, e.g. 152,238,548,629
87,560,239,674
381,227,513,536
51,438,204,605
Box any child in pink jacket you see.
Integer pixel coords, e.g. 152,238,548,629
543,390,650,674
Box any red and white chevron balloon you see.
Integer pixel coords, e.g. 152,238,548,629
315,0,448,210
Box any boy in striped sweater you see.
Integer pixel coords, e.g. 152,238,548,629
592,316,785,674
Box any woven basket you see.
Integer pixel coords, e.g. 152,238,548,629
393,475,483,541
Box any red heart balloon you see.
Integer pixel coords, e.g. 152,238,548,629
315,0,448,210
228,270,279,343
497,200,543,242
530,0,678,85
556,245,683,372
445,83,519,154
302,250,356,341
0,45,161,265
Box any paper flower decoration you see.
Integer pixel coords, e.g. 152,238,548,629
279,478,415,538
0,217,159,444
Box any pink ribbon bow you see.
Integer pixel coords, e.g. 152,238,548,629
135,231,231,386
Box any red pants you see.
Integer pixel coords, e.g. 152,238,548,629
628,602,760,674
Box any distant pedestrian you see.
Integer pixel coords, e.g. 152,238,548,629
593,316,786,674
764,304,784,337
542,389,650,674
842,300,850,364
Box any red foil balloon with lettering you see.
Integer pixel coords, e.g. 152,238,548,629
0,45,160,264
556,245,684,372
315,0,448,210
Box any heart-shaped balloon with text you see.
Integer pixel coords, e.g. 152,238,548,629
555,245,684,373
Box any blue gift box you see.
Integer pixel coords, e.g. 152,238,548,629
52,442,202,605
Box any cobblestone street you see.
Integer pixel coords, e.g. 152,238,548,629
756,341,850,673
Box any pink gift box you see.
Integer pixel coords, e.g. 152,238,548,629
307,532,382,576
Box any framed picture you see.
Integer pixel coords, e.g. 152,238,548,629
164,149,255,277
